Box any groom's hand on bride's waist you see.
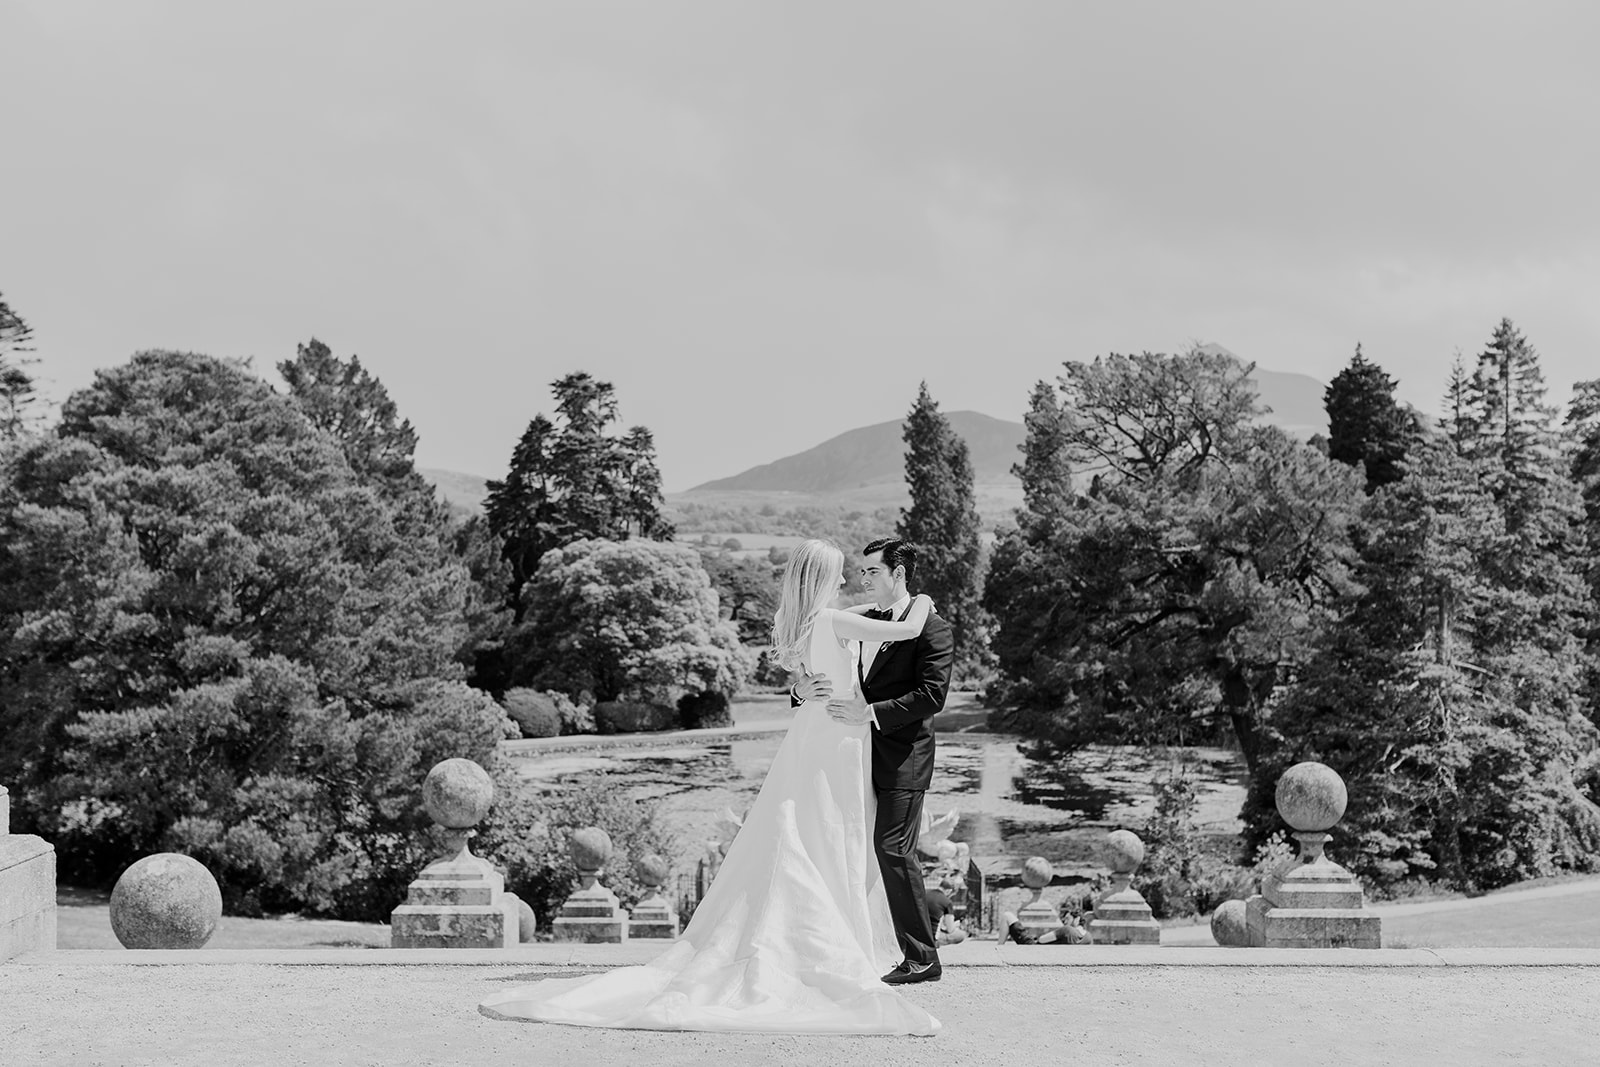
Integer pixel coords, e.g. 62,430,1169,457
826,690,876,727
792,672,832,703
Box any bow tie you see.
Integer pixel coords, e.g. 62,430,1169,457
865,607,894,621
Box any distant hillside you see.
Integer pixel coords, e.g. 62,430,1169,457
423,351,1328,523
421,468,490,515
690,351,1327,497
691,410,1025,493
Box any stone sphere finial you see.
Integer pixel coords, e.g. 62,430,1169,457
570,826,613,872
109,853,224,949
1104,829,1146,874
1210,899,1249,947
1275,762,1348,832
422,758,494,829
1021,855,1054,891
636,853,669,888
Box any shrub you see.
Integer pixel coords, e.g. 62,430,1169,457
477,773,676,924
502,688,561,738
1129,762,1252,919
677,690,733,730
554,690,595,735
594,700,678,735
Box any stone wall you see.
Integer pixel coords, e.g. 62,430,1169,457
1,785,58,960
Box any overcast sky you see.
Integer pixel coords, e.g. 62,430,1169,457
4,1,1596,490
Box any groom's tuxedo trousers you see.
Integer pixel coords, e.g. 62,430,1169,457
859,612,955,968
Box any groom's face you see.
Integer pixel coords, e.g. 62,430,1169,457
858,551,904,607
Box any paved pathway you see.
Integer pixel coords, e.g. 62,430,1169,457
6,946,1597,1066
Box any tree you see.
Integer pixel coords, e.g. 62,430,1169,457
695,546,780,645
278,338,428,499
514,538,748,706
985,349,1364,776
1013,379,1073,520
484,373,674,625
278,338,511,688
1460,319,1560,471
1258,439,1600,890
1324,343,1415,492
0,291,41,440
0,350,529,917
1566,378,1600,722
897,382,988,679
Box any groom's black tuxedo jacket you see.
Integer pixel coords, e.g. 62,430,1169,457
859,613,954,793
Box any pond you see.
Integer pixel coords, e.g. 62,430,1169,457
505,694,1250,892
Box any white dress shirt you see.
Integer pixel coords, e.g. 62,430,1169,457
859,593,912,683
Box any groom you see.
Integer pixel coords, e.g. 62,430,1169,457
792,537,954,985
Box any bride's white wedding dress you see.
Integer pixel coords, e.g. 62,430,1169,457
479,608,940,1036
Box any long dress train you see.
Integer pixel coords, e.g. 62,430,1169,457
479,608,940,1036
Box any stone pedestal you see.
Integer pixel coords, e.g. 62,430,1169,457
390,832,519,948
1087,830,1161,945
1245,831,1381,948
552,827,629,943
1246,762,1381,949
390,758,519,949
2,784,57,961
627,854,678,940
1014,856,1062,939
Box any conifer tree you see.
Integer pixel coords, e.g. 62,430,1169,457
896,382,987,677
279,339,428,500
1013,379,1073,519
1324,343,1414,492
0,292,41,441
485,373,673,624
1463,318,1560,472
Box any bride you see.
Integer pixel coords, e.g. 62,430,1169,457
480,539,942,1036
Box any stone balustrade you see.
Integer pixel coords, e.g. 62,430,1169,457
1,783,58,961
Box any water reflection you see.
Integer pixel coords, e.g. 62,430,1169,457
510,732,1246,874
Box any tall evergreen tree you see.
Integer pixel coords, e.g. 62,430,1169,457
896,382,987,677
278,339,428,500
1324,343,1415,492
1262,437,1600,889
1462,318,1560,473
1013,379,1073,520
1565,378,1600,725
484,373,673,625
0,291,41,441
1440,353,1474,453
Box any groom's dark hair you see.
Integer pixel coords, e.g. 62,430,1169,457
862,537,917,584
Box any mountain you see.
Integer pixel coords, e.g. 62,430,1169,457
421,468,491,515
420,351,1329,519
689,352,1328,497
690,410,1025,493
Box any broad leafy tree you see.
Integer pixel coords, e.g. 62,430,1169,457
0,350,528,917
897,382,988,679
515,538,747,705
986,349,1364,775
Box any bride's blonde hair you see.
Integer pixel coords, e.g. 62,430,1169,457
769,538,845,671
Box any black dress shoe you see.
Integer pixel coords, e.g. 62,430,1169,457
881,960,942,985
